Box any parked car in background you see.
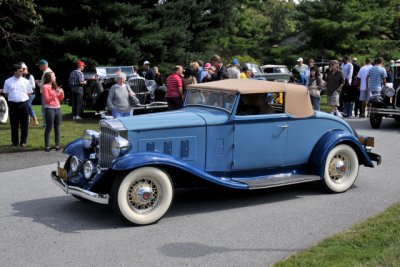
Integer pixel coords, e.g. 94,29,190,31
242,63,292,82
368,59,400,128
82,66,167,113
260,64,290,74
51,79,381,226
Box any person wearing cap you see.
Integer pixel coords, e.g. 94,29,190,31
142,60,155,80
37,59,53,127
326,60,345,117
294,57,308,77
20,62,39,126
68,61,87,120
3,63,33,147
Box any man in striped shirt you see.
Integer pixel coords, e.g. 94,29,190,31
165,65,184,110
366,57,387,96
68,61,87,120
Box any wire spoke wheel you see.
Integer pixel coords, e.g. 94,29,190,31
112,167,173,225
322,144,359,193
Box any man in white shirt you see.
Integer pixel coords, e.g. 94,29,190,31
356,58,372,118
3,63,33,146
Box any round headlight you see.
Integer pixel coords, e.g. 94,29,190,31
383,86,395,97
83,161,96,180
70,156,82,172
111,136,131,157
82,130,99,149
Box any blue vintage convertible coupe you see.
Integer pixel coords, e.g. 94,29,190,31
51,79,381,225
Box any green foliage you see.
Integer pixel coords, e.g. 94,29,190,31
1,0,399,86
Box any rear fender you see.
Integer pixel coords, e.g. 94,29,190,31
309,130,374,177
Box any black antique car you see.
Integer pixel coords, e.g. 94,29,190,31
82,66,167,114
368,60,400,128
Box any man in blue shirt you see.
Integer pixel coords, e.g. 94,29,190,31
366,57,387,96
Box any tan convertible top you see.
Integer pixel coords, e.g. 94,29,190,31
187,79,314,117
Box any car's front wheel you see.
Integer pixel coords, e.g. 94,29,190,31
369,112,382,129
321,144,359,193
0,96,9,124
111,167,174,225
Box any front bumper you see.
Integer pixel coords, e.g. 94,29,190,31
369,107,400,116
367,152,382,165
51,170,109,204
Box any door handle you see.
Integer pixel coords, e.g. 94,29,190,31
279,125,288,128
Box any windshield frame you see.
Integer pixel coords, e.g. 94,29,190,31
184,88,238,113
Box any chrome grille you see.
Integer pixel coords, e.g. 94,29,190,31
99,120,127,167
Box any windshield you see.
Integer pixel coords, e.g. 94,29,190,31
95,66,134,77
185,89,237,113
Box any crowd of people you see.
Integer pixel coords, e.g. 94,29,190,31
290,56,394,117
2,54,396,150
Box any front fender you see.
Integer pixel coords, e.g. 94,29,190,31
309,130,374,177
111,152,248,189
63,138,91,160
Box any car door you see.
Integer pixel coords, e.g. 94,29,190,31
232,113,288,170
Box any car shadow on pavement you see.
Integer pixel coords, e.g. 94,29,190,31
11,182,326,232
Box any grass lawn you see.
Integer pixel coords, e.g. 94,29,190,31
273,203,400,267
0,104,100,153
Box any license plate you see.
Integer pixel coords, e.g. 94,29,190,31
57,167,68,182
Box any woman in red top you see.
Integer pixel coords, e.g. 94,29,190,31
43,72,64,152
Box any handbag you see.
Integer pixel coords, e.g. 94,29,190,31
126,85,139,106
309,80,321,97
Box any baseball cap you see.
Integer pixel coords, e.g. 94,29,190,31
20,62,28,69
37,59,48,66
352,57,357,61
77,60,86,67
296,57,303,62
203,63,211,70
232,58,239,65
143,60,150,65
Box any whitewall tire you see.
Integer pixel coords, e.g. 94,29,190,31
0,96,8,124
322,144,359,193
112,167,173,225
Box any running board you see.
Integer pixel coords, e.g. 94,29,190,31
232,173,321,189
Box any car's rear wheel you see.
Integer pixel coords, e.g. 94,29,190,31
369,112,382,129
0,96,9,124
321,144,359,193
111,167,174,225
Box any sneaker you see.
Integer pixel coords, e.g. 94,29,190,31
335,111,343,118
76,116,83,120
20,143,27,147
72,116,76,120
45,147,51,152
55,146,61,151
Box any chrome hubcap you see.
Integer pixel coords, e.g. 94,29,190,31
328,154,351,182
127,178,161,213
